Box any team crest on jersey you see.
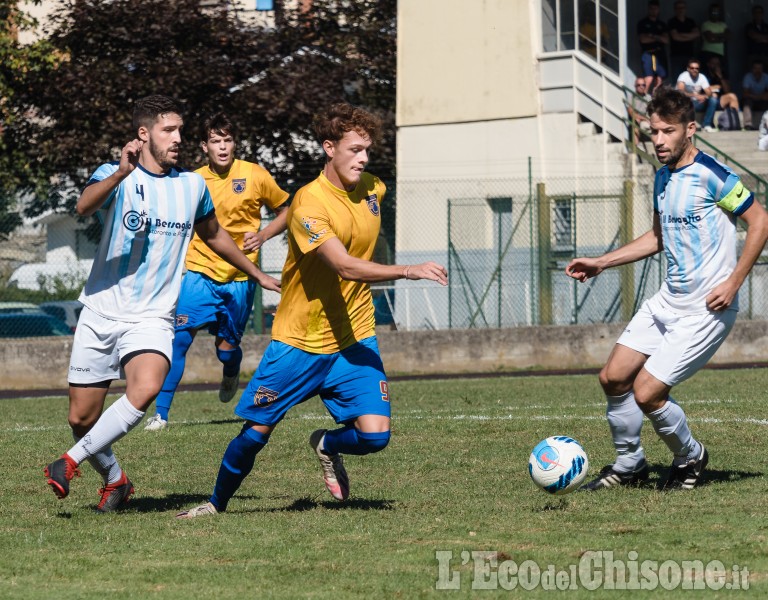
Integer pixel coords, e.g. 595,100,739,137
365,194,380,216
232,178,246,194
301,216,327,244
254,386,279,406
175,314,189,327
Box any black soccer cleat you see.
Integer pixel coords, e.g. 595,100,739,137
580,459,649,491
662,445,709,491
44,455,81,499
96,473,135,512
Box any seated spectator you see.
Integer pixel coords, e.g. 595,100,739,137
627,77,652,143
742,59,768,129
758,110,768,151
746,5,768,65
676,59,718,132
704,55,741,128
637,0,669,93
701,3,729,76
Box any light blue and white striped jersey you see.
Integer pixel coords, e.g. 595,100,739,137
79,162,215,321
654,151,753,313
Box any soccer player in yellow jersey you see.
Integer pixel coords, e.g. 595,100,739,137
177,103,448,518
145,113,289,431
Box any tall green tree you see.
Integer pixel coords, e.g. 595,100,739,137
13,0,397,240
0,0,59,239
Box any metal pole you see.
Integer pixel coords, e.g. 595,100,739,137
447,199,452,329
537,182,553,325
620,180,635,322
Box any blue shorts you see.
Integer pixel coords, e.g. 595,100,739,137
173,271,256,346
641,51,667,78
235,336,391,426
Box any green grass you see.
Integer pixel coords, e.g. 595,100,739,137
2,369,768,598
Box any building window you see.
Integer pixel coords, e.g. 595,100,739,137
542,0,619,74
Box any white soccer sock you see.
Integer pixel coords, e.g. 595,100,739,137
67,395,144,465
647,397,699,463
72,432,123,485
606,391,645,472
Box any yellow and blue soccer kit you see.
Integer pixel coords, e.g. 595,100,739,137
236,171,391,426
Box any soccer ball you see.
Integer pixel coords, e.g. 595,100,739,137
528,436,589,495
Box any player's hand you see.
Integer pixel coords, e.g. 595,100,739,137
117,139,143,177
404,262,448,286
243,231,266,253
706,280,738,311
254,272,281,293
565,258,603,282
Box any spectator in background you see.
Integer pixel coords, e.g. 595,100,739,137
742,59,768,130
746,5,768,66
700,3,729,76
758,110,768,151
668,1,700,80
676,58,718,133
704,54,741,129
628,77,653,144
637,0,669,94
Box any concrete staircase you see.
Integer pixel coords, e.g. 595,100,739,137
695,130,768,181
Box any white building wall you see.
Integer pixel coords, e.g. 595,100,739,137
395,0,642,329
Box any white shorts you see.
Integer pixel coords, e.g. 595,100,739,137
68,306,174,384
616,294,737,387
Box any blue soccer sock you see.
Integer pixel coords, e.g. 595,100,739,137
210,426,269,512
216,346,243,377
154,329,195,420
323,426,390,456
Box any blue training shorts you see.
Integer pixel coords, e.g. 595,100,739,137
174,270,256,346
640,51,667,79
234,336,391,426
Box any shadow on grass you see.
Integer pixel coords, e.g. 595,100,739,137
181,418,242,427
643,463,762,490
127,493,214,513
244,496,397,513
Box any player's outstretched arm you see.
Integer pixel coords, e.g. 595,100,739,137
195,214,281,292
566,216,663,283
76,139,143,216
243,205,289,252
316,237,448,286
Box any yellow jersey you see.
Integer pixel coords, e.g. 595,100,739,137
185,159,289,282
271,171,386,354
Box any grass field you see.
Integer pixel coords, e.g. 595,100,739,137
3,368,767,598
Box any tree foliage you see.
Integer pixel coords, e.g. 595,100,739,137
8,0,396,241
0,0,60,239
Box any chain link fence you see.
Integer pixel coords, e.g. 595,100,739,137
3,168,768,336
395,171,768,329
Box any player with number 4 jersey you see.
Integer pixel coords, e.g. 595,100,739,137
43,96,280,512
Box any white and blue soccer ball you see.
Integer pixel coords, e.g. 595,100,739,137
528,436,589,495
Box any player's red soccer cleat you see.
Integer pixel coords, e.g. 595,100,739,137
96,473,134,512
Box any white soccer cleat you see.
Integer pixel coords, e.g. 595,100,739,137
309,429,349,501
218,373,240,403
176,501,218,519
144,414,168,431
